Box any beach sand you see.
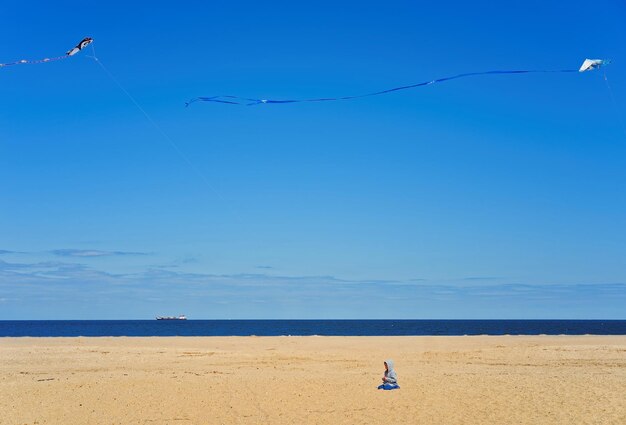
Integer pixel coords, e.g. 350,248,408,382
1,336,624,424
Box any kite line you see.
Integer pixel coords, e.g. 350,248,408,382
84,43,238,217
602,71,626,138
186,59,609,107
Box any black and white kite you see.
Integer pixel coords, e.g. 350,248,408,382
66,37,94,56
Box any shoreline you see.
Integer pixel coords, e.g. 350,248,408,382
2,333,625,338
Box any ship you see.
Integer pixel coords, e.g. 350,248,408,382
156,315,187,320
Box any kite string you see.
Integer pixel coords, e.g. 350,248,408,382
85,45,239,218
602,71,626,138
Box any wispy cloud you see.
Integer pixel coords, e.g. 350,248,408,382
0,258,120,282
0,250,24,255
1,258,625,319
50,249,148,258
463,276,502,281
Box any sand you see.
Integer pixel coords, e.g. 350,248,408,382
1,336,624,424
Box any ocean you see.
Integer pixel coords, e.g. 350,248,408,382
0,320,625,337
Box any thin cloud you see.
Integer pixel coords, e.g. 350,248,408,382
0,250,24,255
0,258,121,283
1,258,625,319
177,256,199,264
147,256,199,270
463,276,502,281
51,249,149,258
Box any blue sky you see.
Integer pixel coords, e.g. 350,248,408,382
1,1,625,319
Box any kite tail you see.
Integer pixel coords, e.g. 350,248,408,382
1,38,92,68
186,68,580,106
0,55,69,68
186,96,242,106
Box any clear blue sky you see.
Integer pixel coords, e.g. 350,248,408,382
1,1,625,319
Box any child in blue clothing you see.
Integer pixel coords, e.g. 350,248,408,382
377,359,400,390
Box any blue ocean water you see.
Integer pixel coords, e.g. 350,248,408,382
0,320,624,337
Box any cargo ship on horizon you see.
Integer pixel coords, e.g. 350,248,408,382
156,315,187,320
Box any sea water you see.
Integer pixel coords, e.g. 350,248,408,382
1,320,624,337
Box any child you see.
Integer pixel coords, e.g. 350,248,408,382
377,359,400,390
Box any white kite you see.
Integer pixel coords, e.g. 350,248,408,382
579,59,609,72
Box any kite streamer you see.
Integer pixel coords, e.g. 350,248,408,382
0,37,93,68
186,59,608,107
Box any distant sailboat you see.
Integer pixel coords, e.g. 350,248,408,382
156,315,187,320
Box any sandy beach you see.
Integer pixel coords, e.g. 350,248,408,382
1,336,624,424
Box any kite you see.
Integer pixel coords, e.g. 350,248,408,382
579,58,609,72
0,37,93,68
66,37,94,56
187,58,609,106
